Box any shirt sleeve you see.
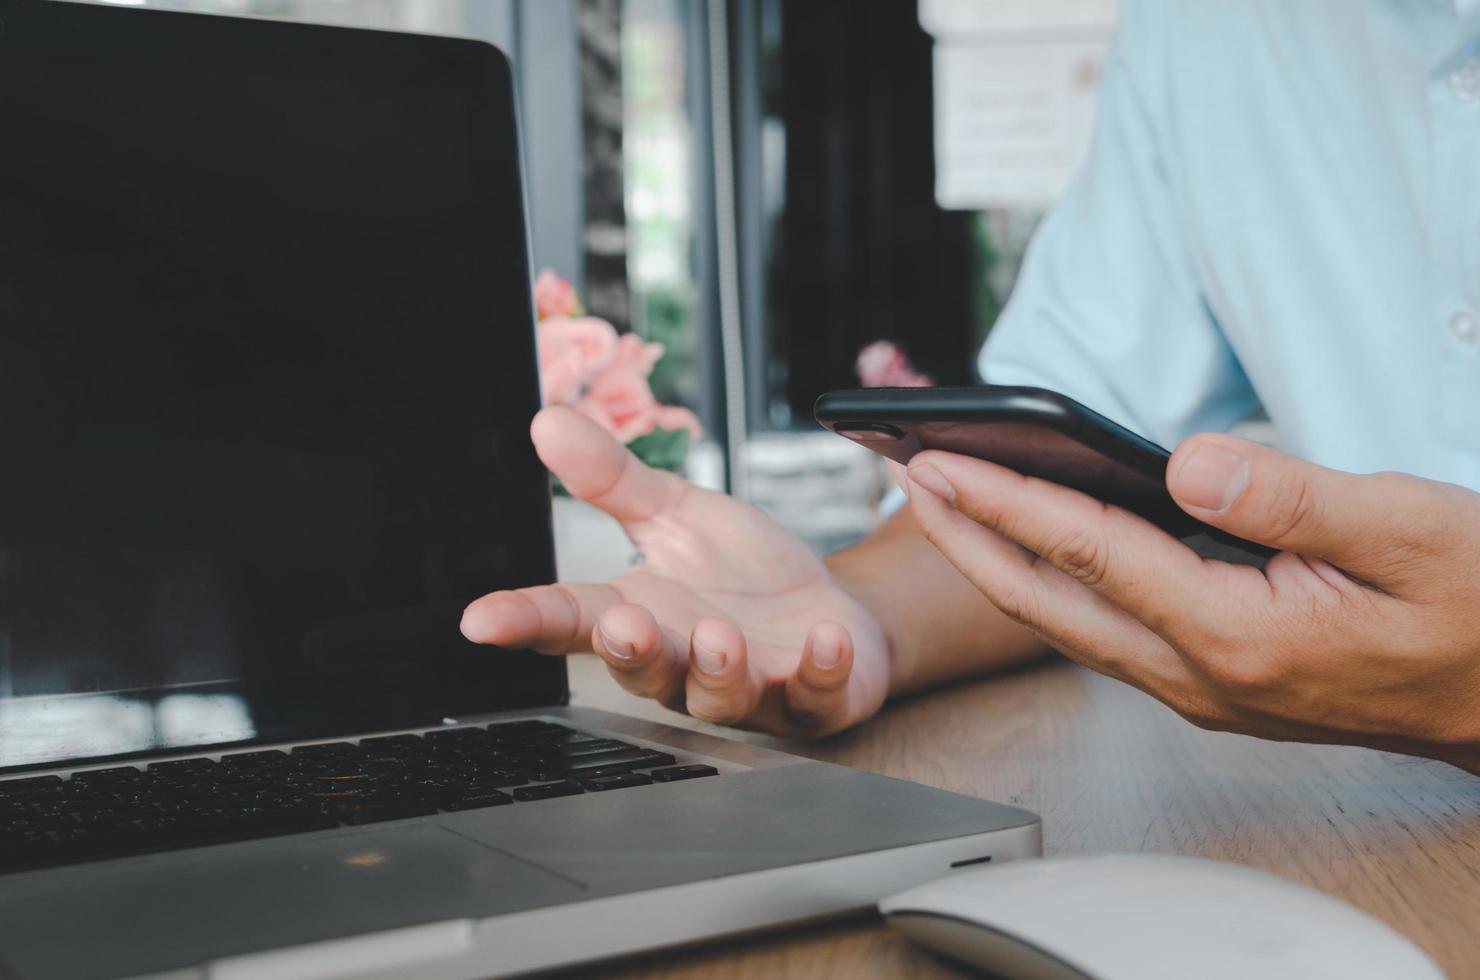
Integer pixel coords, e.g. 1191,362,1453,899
976,2,1259,447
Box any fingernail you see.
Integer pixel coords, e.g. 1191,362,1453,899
692,637,727,675
599,622,635,661
909,463,956,503
458,608,484,641
1175,445,1250,512
811,636,841,669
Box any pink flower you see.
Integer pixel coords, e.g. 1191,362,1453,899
856,340,934,388
653,405,704,439
577,366,661,443
528,269,701,457
534,270,583,321
609,333,666,377
539,348,586,406
536,317,618,405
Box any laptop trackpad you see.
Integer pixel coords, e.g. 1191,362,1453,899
0,825,586,980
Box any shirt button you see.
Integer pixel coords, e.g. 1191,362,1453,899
1450,59,1480,101
1452,310,1479,344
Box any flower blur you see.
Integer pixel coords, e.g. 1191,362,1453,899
534,269,585,321
533,271,702,454
855,340,935,388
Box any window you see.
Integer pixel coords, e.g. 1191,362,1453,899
622,0,701,413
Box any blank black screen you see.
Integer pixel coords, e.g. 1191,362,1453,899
0,1,562,769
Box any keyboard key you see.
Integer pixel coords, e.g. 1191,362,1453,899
0,776,64,798
422,727,487,743
466,770,527,788
359,734,424,750
291,742,359,758
551,763,633,782
147,758,216,775
485,720,565,740
145,774,225,793
518,751,668,782
300,770,379,786
358,756,419,773
559,751,678,780
584,773,653,792
547,739,633,759
302,786,384,802
69,801,142,823
0,813,61,834
440,742,518,761
438,791,513,811
512,781,584,802
70,767,141,786
531,730,609,746
359,752,426,769
650,765,719,783
220,750,289,769
231,790,313,809
560,747,674,769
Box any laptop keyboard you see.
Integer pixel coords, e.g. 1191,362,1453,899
0,720,718,876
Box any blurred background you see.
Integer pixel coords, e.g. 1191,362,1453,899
85,0,1116,561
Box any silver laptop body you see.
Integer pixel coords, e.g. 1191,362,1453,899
2,706,1039,979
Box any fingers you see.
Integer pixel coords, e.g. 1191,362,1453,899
782,622,857,732
684,619,865,734
597,610,871,734
905,471,1195,693
591,603,688,709
907,450,1239,647
461,582,621,655
683,618,765,725
531,406,686,525
1166,434,1443,582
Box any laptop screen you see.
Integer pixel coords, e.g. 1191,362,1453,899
0,1,564,771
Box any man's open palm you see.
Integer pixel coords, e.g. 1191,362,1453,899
460,407,890,735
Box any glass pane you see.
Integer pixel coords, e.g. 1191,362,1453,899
621,0,700,411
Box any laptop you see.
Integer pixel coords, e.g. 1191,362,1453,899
0,2,1041,977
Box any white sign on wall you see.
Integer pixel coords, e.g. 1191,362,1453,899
921,0,1119,210
920,0,1118,38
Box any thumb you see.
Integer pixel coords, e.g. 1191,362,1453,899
1167,433,1410,575
531,405,684,525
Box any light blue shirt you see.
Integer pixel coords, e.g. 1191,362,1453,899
979,0,1480,490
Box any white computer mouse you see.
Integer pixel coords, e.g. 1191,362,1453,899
879,853,1444,980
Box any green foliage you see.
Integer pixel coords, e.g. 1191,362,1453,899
626,427,691,473
640,286,695,405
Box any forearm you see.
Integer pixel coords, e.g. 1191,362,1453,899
826,506,1048,697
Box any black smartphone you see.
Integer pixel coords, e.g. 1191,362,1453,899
814,385,1274,567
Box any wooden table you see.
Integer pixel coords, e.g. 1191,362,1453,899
566,654,1480,979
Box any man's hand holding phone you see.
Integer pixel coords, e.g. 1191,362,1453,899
905,433,1480,774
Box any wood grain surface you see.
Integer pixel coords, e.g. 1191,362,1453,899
563,654,1480,979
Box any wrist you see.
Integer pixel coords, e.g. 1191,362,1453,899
825,546,917,698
